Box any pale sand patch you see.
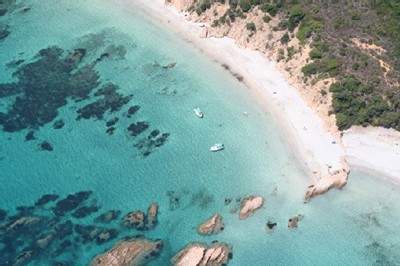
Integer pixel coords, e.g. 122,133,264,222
131,0,400,196
343,126,400,183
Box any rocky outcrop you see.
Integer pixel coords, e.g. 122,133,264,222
146,203,158,229
304,160,349,202
121,203,159,230
288,214,304,228
197,213,224,235
122,211,145,229
172,242,233,266
90,238,163,266
239,196,264,219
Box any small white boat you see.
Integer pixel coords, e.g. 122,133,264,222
194,107,203,118
210,143,224,152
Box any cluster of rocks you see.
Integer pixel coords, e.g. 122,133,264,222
224,195,264,220
0,191,137,265
121,203,158,230
91,238,163,266
172,242,233,266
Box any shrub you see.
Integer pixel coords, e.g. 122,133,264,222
309,48,323,59
320,58,340,76
296,18,323,43
240,0,251,13
288,6,305,31
302,63,318,76
263,15,271,23
261,4,280,17
246,22,256,31
280,32,290,44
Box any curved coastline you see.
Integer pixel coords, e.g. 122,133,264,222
132,0,400,197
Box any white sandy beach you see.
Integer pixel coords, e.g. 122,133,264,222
132,0,400,191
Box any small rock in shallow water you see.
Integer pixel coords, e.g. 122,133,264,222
25,130,36,141
40,141,53,151
53,119,65,129
266,221,277,234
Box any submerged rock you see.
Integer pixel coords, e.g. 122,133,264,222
172,242,232,266
266,221,277,234
40,141,53,151
34,194,59,206
52,191,92,216
197,213,225,235
25,130,36,141
126,105,140,118
239,196,264,219
94,210,121,223
90,238,162,266
127,121,149,137
0,208,7,221
53,119,65,129
71,205,101,219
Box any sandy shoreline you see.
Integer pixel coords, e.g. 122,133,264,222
132,0,400,195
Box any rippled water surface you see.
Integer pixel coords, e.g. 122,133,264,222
1,1,400,265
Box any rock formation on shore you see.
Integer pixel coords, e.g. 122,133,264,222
197,213,225,235
172,242,233,266
304,160,350,202
90,238,163,266
239,196,264,219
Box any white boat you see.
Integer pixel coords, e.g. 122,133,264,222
210,143,224,152
194,107,203,118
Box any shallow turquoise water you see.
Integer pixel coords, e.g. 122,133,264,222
0,1,400,265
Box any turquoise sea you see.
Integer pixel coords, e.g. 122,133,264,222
1,1,400,265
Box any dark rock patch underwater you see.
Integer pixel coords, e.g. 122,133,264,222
0,41,169,157
0,190,159,265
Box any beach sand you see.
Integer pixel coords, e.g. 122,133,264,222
132,0,400,197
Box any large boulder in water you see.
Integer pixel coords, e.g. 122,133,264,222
197,213,224,235
239,196,264,219
90,238,162,266
172,242,233,266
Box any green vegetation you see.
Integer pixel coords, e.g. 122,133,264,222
261,3,281,17
330,76,400,130
296,18,323,44
263,15,271,23
189,0,400,132
246,22,256,32
280,32,290,44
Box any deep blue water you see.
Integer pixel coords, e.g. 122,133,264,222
1,1,400,265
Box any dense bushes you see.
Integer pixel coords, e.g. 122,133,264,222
330,76,400,130
190,0,400,132
296,18,323,43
